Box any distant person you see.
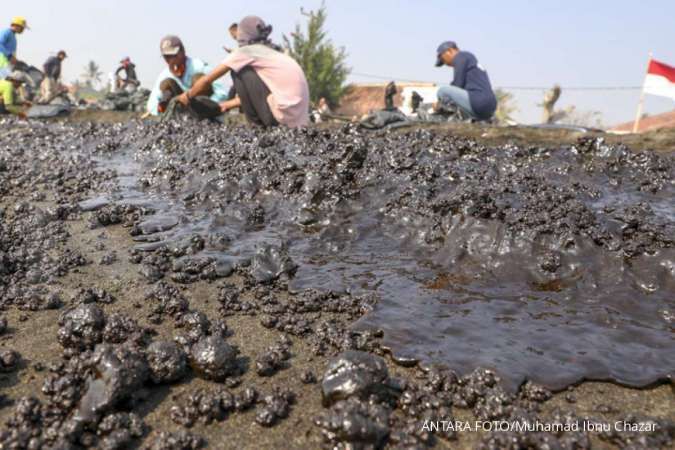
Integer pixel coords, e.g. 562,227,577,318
40,50,67,103
146,35,229,116
0,17,28,77
115,57,140,91
0,71,30,115
434,41,497,121
177,16,309,128
223,22,238,53
43,50,67,80
155,73,223,120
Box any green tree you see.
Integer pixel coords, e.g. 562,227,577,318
81,60,102,88
283,3,350,108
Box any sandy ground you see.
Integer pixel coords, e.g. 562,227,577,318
0,113,673,449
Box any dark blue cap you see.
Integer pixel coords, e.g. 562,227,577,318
435,41,457,67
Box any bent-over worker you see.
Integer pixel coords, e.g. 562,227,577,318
146,35,229,116
435,41,497,121
177,16,309,128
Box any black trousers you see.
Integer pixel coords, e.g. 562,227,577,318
231,66,278,127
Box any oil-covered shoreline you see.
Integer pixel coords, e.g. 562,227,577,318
0,116,673,449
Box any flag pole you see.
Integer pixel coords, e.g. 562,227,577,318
632,52,652,133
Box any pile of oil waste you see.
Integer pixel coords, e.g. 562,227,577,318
5,118,675,392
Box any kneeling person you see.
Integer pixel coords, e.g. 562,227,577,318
177,16,309,128
157,74,221,120
0,71,30,115
147,35,229,117
435,41,497,121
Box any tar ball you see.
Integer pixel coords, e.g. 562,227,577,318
189,336,238,381
147,340,188,384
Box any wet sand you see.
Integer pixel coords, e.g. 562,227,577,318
1,216,672,449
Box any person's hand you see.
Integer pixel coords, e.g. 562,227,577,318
176,93,189,106
218,97,239,114
10,56,17,65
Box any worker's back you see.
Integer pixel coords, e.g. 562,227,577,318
451,51,496,119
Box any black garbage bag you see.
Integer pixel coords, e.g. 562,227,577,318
100,89,151,112
26,104,71,119
12,61,44,87
359,109,408,129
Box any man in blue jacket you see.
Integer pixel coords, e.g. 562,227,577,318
0,17,28,78
435,41,497,121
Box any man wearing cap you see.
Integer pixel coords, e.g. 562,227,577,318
0,17,28,77
0,71,30,115
39,50,67,103
434,41,497,121
115,57,140,92
43,51,67,81
146,35,229,116
177,16,309,128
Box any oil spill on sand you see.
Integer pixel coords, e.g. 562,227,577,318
4,118,675,394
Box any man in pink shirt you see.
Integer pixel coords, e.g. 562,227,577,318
178,16,309,128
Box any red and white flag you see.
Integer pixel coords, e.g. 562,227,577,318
643,59,675,100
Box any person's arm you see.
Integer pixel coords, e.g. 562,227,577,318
115,66,125,78
210,76,233,104
9,36,17,66
177,62,231,106
451,53,468,88
0,30,10,59
198,59,234,105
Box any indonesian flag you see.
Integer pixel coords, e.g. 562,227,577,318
643,59,675,100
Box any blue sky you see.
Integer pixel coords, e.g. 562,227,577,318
11,0,675,125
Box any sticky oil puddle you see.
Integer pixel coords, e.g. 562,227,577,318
72,122,674,392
